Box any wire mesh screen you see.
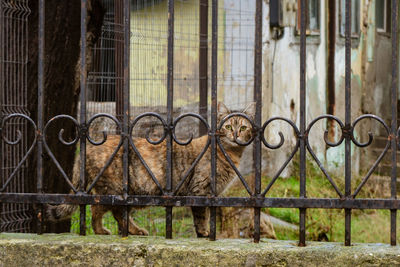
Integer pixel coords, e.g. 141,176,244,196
87,0,122,117
0,0,33,232
218,0,255,111
87,0,256,140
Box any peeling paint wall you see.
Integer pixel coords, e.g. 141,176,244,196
259,0,393,178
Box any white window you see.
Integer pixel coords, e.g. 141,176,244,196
339,0,360,37
376,0,391,34
296,0,320,34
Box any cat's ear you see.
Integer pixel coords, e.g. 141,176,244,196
217,102,230,119
243,102,256,119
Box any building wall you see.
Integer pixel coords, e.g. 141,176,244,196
127,0,394,178
259,0,393,178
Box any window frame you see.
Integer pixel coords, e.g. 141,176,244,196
338,0,361,38
295,0,321,36
376,0,391,34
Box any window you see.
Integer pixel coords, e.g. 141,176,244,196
339,0,360,37
296,0,320,34
376,0,391,34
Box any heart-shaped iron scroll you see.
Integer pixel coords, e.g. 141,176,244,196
351,114,390,198
172,113,210,195
261,117,300,196
43,115,80,193
85,113,122,193
305,115,344,198
128,112,168,195
216,112,256,196
0,114,38,192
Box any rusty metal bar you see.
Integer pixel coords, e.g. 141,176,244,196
199,0,208,137
122,0,131,237
391,0,398,247
37,0,45,235
299,0,307,247
327,0,335,139
344,0,352,247
79,0,88,236
115,0,124,122
166,0,174,239
0,0,3,204
253,0,262,243
209,0,218,241
3,193,400,210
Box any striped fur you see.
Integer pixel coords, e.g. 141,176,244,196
45,102,255,236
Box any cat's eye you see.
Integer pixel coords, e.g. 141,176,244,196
225,125,232,130
240,126,247,131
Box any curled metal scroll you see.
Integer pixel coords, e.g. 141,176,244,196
43,115,80,193
351,114,389,148
85,113,123,193
86,113,122,146
352,114,390,198
261,117,300,149
128,112,168,194
305,115,345,198
306,115,345,147
261,117,300,196
130,112,167,145
172,112,210,145
172,113,211,195
0,114,38,192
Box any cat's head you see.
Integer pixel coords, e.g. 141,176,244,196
217,102,256,146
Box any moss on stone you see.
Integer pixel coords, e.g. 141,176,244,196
1,233,400,266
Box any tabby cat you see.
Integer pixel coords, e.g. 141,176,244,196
46,102,255,237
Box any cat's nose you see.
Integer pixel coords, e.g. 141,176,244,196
233,131,238,140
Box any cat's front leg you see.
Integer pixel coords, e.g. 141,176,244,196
191,206,210,238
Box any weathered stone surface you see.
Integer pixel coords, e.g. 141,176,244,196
1,233,400,266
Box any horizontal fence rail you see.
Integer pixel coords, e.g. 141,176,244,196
0,0,399,247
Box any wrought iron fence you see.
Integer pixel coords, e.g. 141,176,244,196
0,0,33,232
0,0,400,247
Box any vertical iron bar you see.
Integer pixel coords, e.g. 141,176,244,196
0,0,2,233
209,0,218,241
36,0,45,235
391,0,398,247
115,0,124,122
79,0,88,236
166,0,174,239
253,0,262,243
344,0,352,247
327,0,336,138
0,0,3,198
299,0,307,247
199,0,208,136
122,0,131,237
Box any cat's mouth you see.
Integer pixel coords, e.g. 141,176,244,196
217,130,253,147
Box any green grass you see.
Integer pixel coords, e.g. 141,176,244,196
71,206,195,238
258,156,399,243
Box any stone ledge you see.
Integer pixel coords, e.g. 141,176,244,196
0,233,400,266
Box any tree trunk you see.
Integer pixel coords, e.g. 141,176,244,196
27,0,104,233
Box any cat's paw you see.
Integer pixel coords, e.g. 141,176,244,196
138,227,149,236
94,227,112,235
130,227,149,236
196,230,209,238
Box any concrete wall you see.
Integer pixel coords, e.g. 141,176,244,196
1,234,400,266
